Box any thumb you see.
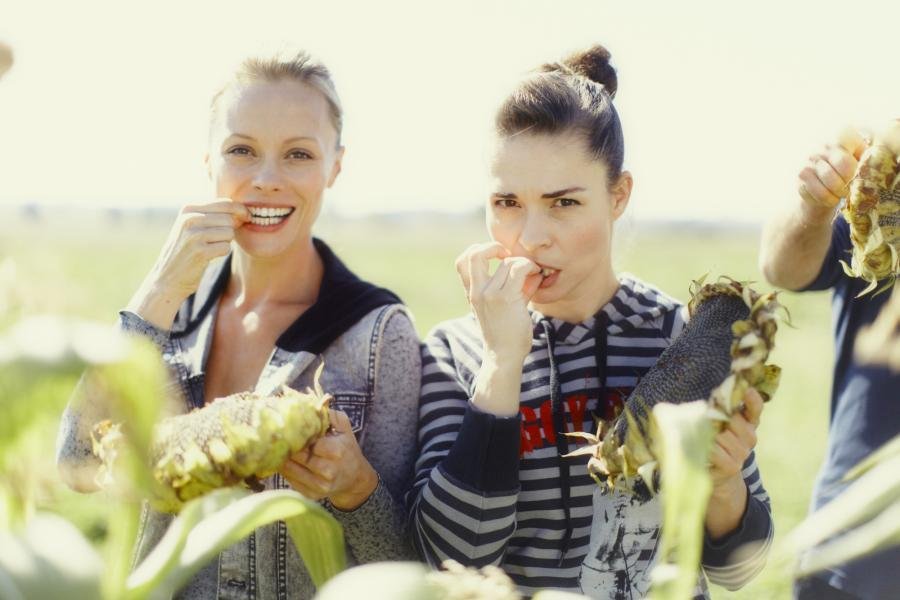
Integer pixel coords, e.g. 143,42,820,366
328,409,353,434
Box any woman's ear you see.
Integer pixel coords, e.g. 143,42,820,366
610,171,633,221
327,146,345,188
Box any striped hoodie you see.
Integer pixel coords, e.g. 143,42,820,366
409,275,773,599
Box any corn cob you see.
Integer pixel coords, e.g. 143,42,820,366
92,382,331,513
568,277,782,499
840,121,900,296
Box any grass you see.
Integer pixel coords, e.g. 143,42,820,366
0,212,834,599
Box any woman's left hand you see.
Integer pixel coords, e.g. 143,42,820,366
279,410,378,511
709,388,763,490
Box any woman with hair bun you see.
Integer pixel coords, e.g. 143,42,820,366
408,45,772,598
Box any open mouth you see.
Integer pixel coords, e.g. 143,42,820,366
246,206,295,227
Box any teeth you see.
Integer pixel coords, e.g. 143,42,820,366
541,267,555,277
249,215,288,226
247,207,293,218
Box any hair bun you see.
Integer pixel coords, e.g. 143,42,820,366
562,44,617,98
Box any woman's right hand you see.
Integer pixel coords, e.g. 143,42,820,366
127,199,250,330
455,242,542,363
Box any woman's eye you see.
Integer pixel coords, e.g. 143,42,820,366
226,146,253,157
493,198,519,208
286,149,312,160
554,197,581,207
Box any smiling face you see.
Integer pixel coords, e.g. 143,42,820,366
488,131,632,321
207,79,343,259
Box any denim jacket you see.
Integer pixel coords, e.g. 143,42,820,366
57,240,421,599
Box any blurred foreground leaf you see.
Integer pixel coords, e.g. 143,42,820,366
649,401,716,600
785,433,900,577
129,488,344,599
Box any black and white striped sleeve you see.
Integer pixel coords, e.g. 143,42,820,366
408,325,522,568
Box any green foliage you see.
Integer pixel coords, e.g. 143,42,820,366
784,433,900,578
648,402,716,600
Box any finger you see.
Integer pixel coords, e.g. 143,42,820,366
813,155,852,198
837,127,868,161
824,145,859,185
280,458,330,493
727,415,759,450
741,388,764,426
182,199,251,226
329,409,353,434
303,455,337,481
468,242,508,296
200,227,236,244
483,259,513,295
455,244,496,295
715,429,745,462
182,212,238,231
708,444,734,472
504,256,541,297
798,169,841,208
203,241,232,259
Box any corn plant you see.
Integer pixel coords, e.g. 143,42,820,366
0,259,345,599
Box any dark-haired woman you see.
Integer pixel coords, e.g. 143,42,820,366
408,46,773,599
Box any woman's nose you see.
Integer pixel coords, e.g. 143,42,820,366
518,213,551,251
252,159,283,192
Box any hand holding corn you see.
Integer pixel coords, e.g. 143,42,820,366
280,409,379,510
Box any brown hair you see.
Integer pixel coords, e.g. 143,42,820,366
210,50,343,146
495,44,624,186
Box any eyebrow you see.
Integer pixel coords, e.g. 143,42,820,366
491,187,586,200
228,133,318,145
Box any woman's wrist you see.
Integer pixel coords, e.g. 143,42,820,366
126,277,188,331
472,352,524,417
706,474,748,540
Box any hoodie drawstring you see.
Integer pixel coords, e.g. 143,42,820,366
541,313,609,567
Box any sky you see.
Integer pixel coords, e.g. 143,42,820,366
0,0,897,223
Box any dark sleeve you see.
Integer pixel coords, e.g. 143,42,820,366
799,215,852,292
700,452,773,590
407,328,522,568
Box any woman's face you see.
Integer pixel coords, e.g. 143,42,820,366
207,79,343,259
488,131,631,316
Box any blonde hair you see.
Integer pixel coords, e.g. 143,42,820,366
209,50,343,145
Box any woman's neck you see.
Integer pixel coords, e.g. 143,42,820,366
531,268,620,324
226,238,323,310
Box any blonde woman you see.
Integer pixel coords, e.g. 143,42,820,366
57,51,420,598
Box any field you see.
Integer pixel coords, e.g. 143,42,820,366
1,212,835,599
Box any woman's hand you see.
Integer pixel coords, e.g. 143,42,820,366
126,199,250,329
455,242,542,416
280,410,378,511
705,388,764,540
455,242,541,362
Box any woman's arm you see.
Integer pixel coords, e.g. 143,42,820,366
408,327,523,568
326,308,422,562
701,389,773,590
55,312,174,493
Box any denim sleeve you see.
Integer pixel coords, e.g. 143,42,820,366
325,307,420,562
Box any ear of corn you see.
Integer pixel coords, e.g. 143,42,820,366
92,382,331,513
568,277,783,499
840,122,900,296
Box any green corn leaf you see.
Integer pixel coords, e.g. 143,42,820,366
843,433,900,481
0,513,104,600
785,451,900,554
129,488,345,599
795,501,900,577
649,401,716,600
